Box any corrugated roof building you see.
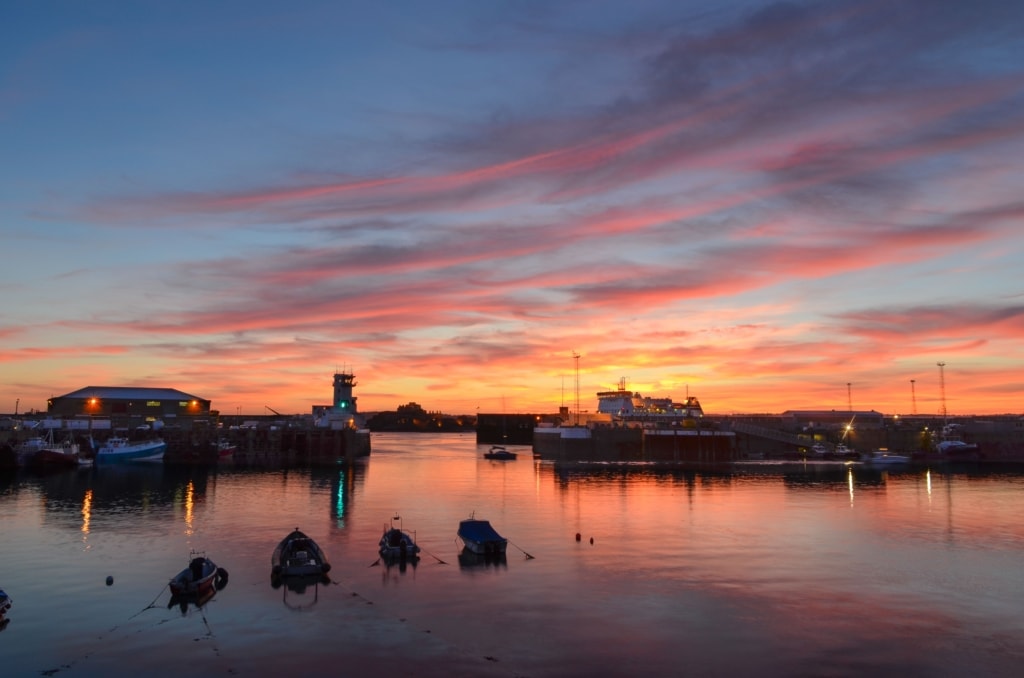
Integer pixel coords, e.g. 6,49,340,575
47,386,212,420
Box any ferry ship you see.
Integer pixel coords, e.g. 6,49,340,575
596,378,704,422
534,378,734,463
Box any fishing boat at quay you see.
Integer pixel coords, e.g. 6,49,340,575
28,430,84,469
95,436,167,463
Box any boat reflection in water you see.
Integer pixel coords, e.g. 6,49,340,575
271,572,330,594
274,573,331,611
457,548,508,570
168,586,218,615
381,555,419,575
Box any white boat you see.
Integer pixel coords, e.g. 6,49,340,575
936,439,979,455
14,435,48,466
95,437,166,463
597,377,704,422
936,424,979,456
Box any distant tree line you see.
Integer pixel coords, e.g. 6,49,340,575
366,402,475,432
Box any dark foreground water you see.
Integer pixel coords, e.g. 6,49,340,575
2,432,1023,677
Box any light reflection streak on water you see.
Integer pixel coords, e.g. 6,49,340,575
81,489,92,545
927,469,932,502
335,469,345,525
184,480,194,536
848,467,854,506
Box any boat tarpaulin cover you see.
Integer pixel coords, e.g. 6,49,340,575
458,519,504,541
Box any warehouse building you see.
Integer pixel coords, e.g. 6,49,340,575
47,386,212,422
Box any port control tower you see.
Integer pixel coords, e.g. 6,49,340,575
333,371,358,413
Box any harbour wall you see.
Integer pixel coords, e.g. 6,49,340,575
166,427,371,466
533,425,736,464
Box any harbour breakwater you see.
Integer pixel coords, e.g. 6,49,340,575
167,426,370,466
532,424,737,464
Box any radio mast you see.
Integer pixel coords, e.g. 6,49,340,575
937,362,947,422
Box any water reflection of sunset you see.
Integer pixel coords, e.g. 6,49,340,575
183,480,195,536
3,434,1024,677
80,489,92,542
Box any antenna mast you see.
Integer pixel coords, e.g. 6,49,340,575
910,379,917,415
937,362,947,423
847,382,853,412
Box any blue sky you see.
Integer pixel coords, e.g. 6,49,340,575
3,0,1024,416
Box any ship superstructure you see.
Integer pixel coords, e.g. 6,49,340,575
596,378,703,422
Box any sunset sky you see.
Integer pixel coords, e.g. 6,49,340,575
3,0,1024,417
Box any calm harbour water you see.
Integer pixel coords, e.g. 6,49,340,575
2,432,1023,677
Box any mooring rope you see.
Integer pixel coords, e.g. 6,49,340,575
508,540,535,559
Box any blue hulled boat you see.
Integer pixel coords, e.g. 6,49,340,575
457,515,508,555
95,437,166,463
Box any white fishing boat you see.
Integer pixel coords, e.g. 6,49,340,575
95,437,166,463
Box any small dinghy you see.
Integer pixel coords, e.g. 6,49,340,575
169,552,228,597
483,445,517,460
378,514,421,561
271,528,331,583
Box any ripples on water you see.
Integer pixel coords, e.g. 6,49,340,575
2,433,1023,677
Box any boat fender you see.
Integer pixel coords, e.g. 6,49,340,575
322,562,331,573
106,576,114,586
215,567,229,590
